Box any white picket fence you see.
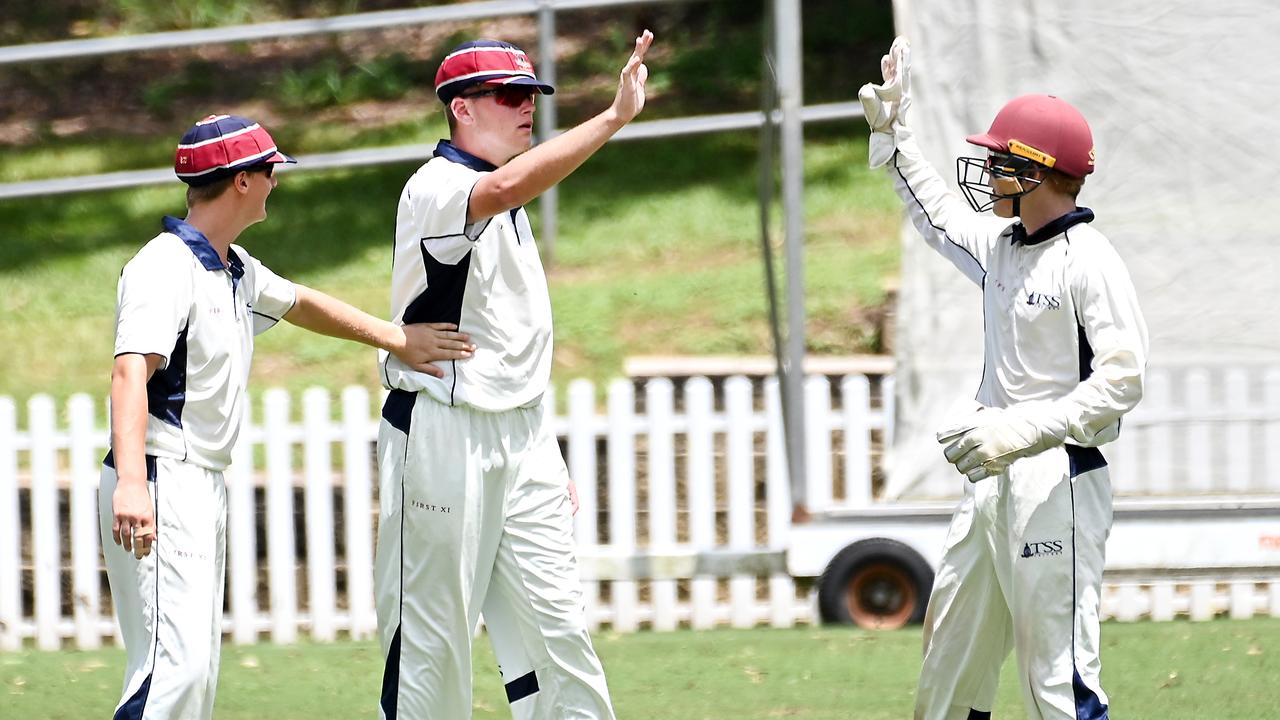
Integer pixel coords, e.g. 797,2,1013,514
0,374,893,651
2,366,1280,651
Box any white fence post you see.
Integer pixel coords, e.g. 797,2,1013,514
685,377,716,630
0,398,21,650
1265,370,1280,500
303,388,336,641
1142,370,1173,494
725,376,755,628
342,386,376,640
264,389,298,643
606,379,638,631
567,379,600,630
1189,581,1215,621
1223,368,1252,493
646,379,678,631
30,395,61,650
68,394,101,649
1150,582,1176,622
841,375,872,508
227,403,258,645
1185,369,1213,493
1229,581,1255,620
804,377,832,510
764,378,794,628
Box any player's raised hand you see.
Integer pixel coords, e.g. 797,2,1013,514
395,322,475,378
609,30,654,125
859,36,912,168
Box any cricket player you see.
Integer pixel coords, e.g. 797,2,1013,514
374,31,653,719
102,114,472,720
859,39,1148,719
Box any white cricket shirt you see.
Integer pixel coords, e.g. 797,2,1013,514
889,138,1149,446
110,216,296,471
380,140,554,412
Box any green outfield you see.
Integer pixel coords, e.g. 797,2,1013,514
5,619,1278,719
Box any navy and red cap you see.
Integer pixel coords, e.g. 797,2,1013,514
434,39,556,104
174,114,296,187
966,94,1096,178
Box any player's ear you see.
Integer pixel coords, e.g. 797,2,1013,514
233,170,252,195
451,96,475,127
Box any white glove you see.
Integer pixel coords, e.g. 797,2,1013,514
858,36,912,168
936,403,1069,482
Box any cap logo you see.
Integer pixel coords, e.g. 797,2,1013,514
1008,139,1056,168
514,54,532,70
1088,147,1096,166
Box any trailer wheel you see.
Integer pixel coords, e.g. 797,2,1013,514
817,538,933,629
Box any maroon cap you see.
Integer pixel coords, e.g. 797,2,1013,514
434,39,555,103
967,94,1095,178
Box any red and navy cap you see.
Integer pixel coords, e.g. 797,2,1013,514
434,39,556,104
174,115,297,186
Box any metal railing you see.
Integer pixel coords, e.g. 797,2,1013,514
0,102,863,200
0,0,683,65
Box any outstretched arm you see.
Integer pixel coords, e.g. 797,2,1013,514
284,284,474,378
860,37,1007,284
467,30,654,223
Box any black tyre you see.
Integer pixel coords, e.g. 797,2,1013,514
817,538,934,629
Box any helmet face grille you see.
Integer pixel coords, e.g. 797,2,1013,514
955,154,1044,213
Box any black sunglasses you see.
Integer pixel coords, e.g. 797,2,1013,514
461,85,538,108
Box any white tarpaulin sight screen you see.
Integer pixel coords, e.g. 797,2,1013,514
885,0,1280,498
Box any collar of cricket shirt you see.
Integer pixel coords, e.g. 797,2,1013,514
1012,206,1095,246
434,140,498,172
163,215,228,271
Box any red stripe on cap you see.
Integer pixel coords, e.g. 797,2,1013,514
176,126,277,176
435,47,536,93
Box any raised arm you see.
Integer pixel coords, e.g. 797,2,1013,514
466,30,654,223
860,37,1008,285
284,284,474,378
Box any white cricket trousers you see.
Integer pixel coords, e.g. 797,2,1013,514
375,390,615,720
99,455,227,720
915,445,1112,720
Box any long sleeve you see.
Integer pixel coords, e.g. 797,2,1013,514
1055,237,1149,444
887,135,1013,287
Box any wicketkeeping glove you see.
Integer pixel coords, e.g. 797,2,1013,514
858,36,912,168
936,402,1070,482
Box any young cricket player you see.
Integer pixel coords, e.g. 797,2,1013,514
860,38,1148,720
103,114,471,720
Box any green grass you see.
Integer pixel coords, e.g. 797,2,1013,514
4,620,1279,719
0,128,898,404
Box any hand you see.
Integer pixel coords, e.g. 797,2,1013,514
394,322,475,378
858,36,912,167
608,30,654,126
112,478,156,559
936,403,1069,482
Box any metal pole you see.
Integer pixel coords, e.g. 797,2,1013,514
758,12,793,509
774,0,808,519
537,2,559,263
